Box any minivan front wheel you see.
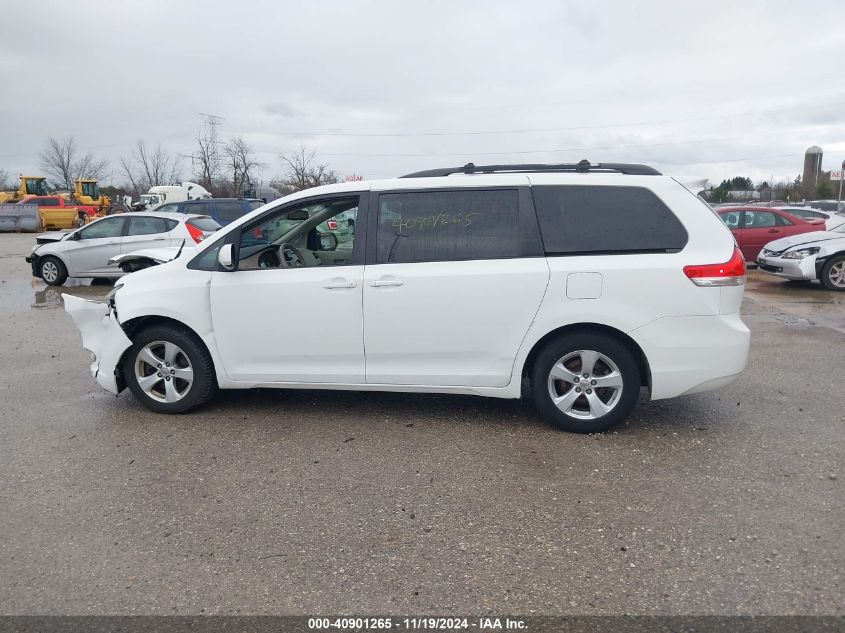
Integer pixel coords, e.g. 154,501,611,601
123,324,216,413
532,333,640,433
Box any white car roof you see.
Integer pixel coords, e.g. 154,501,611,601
118,211,211,221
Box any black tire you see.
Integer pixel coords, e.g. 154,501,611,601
532,332,641,433
820,255,845,292
122,324,217,414
39,255,68,286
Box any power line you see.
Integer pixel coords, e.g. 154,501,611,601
271,100,845,138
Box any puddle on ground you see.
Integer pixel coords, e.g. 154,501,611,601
0,277,113,311
745,270,844,306
31,278,113,309
745,270,845,334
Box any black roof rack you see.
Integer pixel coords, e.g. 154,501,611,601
400,160,661,178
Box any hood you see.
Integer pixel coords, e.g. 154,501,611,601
764,230,845,253
36,230,72,245
108,246,191,266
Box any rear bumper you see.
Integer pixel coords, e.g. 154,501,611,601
629,313,750,400
756,254,817,280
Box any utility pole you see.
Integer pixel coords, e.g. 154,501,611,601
839,160,844,210
198,112,224,188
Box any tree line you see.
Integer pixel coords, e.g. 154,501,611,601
706,174,833,203
0,136,341,199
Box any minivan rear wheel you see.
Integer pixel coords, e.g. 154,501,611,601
532,333,640,433
123,324,217,413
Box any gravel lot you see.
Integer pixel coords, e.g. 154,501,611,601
0,232,842,615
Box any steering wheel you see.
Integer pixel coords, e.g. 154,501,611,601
280,242,307,268
257,248,281,269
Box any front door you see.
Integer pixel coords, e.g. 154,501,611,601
66,216,126,275
209,195,366,383
363,187,549,388
739,210,786,260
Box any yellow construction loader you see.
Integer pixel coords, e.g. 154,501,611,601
0,176,50,204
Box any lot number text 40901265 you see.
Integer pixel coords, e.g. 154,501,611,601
307,617,527,630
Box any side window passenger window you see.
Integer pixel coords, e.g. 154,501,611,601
127,216,169,235
78,217,125,239
532,185,688,254
376,189,520,264
742,211,776,228
237,198,359,270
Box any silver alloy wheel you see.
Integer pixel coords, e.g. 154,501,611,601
134,340,194,403
547,349,624,420
41,260,58,283
828,261,845,288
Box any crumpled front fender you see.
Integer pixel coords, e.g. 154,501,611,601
63,294,133,394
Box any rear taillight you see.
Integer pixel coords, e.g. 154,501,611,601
327,220,338,230
185,222,205,243
683,247,746,286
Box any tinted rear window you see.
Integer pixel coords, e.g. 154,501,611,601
184,202,211,216
187,217,222,232
532,185,688,254
215,201,247,223
376,189,520,264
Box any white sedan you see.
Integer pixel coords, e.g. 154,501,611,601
26,212,220,286
775,206,845,231
757,223,845,291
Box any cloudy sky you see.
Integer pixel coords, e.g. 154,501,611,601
2,0,844,189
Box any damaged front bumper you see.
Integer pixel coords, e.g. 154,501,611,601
63,294,133,394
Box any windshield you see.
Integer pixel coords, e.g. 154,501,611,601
81,181,99,198
25,179,49,196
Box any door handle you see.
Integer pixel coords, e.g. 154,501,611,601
768,229,779,233
151,237,168,241
370,278,404,287
323,279,357,289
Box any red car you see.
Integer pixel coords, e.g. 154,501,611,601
717,206,825,260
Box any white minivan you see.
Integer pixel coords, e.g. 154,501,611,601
64,161,750,433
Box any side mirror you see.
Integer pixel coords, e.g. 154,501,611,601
320,232,339,251
218,243,235,270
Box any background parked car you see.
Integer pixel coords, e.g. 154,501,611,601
18,195,93,229
807,200,845,213
774,206,845,230
758,223,845,291
154,198,264,226
26,212,220,285
717,207,825,261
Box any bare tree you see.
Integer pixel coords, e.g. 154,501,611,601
278,146,339,192
0,168,11,190
223,136,262,197
190,134,218,193
39,136,109,190
120,140,181,196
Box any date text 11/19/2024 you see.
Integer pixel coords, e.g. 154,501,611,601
307,617,527,630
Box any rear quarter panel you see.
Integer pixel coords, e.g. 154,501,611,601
511,175,737,388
